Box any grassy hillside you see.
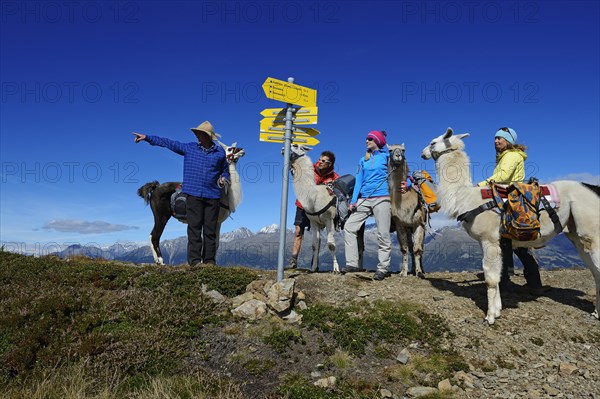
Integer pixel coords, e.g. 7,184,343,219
0,250,466,398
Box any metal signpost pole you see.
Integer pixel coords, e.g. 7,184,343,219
276,77,294,282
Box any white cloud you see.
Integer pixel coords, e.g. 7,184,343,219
42,219,139,234
547,173,599,185
429,213,458,230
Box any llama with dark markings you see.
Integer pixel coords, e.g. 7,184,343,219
138,142,245,264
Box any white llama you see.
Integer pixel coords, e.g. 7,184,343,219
421,128,600,325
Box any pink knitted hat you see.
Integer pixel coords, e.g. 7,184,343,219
366,130,387,148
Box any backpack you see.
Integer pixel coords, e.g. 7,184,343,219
411,170,440,213
170,185,188,223
332,174,356,230
491,179,541,241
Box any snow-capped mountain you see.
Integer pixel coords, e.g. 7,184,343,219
40,224,583,272
258,224,279,234
220,227,254,243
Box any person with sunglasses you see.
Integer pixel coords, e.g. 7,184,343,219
478,127,545,292
344,130,392,281
286,150,339,270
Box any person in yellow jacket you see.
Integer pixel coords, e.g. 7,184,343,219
479,127,545,292
477,127,526,186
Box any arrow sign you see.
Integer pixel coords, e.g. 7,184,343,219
259,132,320,146
260,120,320,137
260,106,318,125
262,77,317,107
291,126,320,137
260,108,286,118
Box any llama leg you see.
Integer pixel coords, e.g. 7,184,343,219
150,201,171,265
326,218,339,273
565,232,600,319
357,223,365,270
482,240,503,324
149,234,162,265
150,215,169,265
311,225,321,273
397,227,409,277
412,224,426,278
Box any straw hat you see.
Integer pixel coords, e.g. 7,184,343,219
191,121,221,140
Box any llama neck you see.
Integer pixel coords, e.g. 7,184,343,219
436,150,476,218
389,161,408,202
227,161,242,211
291,155,318,208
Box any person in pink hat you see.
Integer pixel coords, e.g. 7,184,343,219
344,130,392,280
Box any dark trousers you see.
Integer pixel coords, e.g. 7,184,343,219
186,195,220,266
500,237,542,288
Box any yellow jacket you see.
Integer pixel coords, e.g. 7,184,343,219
477,149,527,187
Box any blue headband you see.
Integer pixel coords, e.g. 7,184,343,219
495,127,517,145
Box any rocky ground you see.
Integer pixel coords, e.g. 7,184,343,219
289,267,600,399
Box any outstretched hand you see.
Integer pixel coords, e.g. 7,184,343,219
132,132,146,143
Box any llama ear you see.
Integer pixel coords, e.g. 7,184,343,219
231,142,237,147
443,127,453,139
302,145,313,152
456,133,470,140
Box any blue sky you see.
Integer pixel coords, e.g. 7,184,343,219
1,0,599,254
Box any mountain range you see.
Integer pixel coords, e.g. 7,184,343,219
49,224,584,272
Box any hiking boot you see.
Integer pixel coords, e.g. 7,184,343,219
285,257,298,270
373,270,391,281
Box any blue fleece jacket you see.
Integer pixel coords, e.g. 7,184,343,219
351,149,390,204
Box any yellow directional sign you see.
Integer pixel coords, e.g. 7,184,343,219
260,108,286,118
262,77,317,107
260,107,318,125
259,132,320,146
292,126,320,137
260,120,320,137
292,114,318,125
260,106,318,117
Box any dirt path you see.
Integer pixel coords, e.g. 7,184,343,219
292,268,600,398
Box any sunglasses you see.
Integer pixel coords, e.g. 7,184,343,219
319,159,331,164
366,138,374,142
498,127,515,143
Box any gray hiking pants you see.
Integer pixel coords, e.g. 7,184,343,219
344,197,391,273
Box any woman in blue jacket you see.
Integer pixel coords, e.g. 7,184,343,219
344,130,391,280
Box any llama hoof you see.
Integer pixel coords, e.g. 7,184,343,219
591,310,599,320
483,316,496,325
417,272,425,279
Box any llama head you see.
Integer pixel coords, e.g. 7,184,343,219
282,144,312,163
388,143,406,167
221,142,245,163
421,127,470,160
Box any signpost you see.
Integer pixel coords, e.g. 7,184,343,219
262,77,317,108
260,77,319,281
259,132,320,147
260,107,318,125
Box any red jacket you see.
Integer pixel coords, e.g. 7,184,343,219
295,163,339,209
